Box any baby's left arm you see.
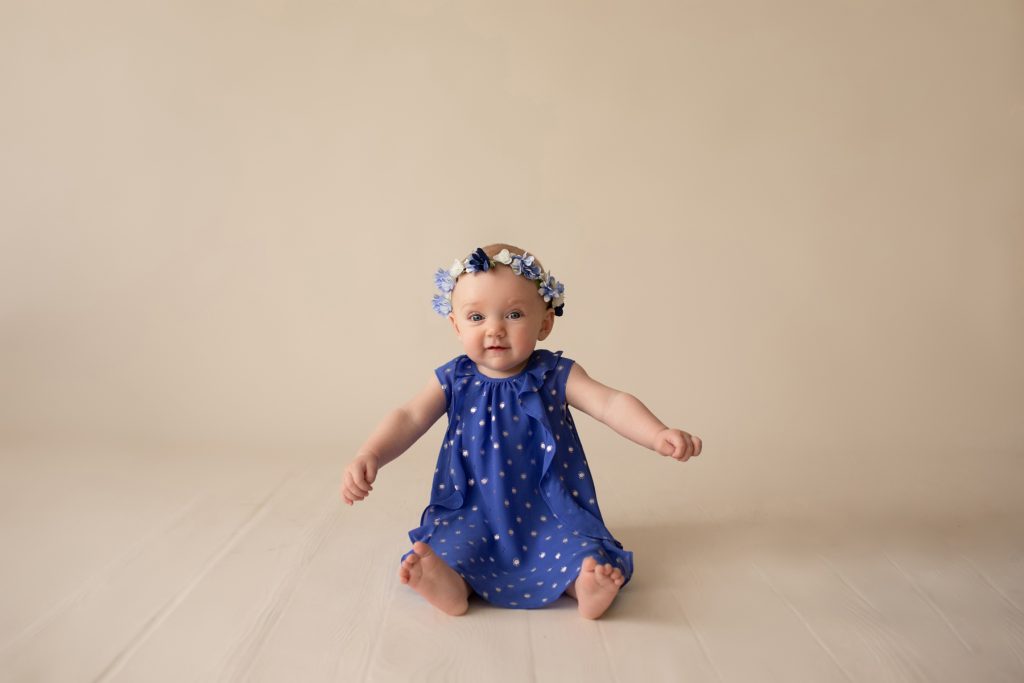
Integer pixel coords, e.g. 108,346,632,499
565,363,702,462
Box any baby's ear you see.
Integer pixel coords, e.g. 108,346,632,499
537,308,555,341
448,312,461,336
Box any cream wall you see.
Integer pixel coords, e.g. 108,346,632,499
2,0,1022,520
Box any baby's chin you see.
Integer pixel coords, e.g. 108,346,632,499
473,353,533,378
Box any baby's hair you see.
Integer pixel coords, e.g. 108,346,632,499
475,243,545,273
463,243,553,312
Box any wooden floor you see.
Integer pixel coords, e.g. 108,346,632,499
2,440,1022,683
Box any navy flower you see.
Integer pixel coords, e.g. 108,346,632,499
432,294,452,316
554,303,564,316
465,247,491,273
434,268,455,294
511,252,541,280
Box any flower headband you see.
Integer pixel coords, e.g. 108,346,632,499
432,247,566,317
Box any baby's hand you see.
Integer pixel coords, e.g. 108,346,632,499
653,428,702,462
342,452,380,506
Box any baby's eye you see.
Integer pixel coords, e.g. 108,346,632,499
469,313,483,322
507,311,523,320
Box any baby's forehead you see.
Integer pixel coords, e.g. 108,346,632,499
452,268,542,304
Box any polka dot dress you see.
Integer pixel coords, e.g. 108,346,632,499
401,349,634,609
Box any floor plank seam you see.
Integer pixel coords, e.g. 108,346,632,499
215,491,343,681
751,561,855,682
882,552,975,655
0,493,203,658
814,553,880,613
671,578,725,683
958,553,1024,617
92,466,302,682
353,550,395,683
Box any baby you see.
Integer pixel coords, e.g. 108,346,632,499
342,243,702,619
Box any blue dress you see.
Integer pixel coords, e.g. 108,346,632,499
400,348,634,609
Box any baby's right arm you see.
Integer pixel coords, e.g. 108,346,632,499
341,375,447,506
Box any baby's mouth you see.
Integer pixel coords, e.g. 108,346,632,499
486,346,508,351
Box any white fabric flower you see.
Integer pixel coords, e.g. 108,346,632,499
449,259,465,278
494,249,513,265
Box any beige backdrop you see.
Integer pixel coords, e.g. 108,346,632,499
2,0,1022,526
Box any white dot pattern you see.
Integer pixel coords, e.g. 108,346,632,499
400,349,634,609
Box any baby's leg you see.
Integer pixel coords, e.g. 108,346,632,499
563,556,625,619
398,541,472,616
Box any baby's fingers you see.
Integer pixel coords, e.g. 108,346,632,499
683,435,695,460
348,467,373,494
677,438,691,461
678,434,703,461
345,473,372,504
657,430,703,462
340,485,355,505
660,435,685,460
670,434,693,461
342,481,368,505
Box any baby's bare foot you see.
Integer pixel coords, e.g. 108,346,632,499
398,541,471,616
571,556,625,619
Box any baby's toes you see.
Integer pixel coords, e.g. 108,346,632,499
399,555,421,582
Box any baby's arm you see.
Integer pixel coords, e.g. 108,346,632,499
565,363,702,462
342,375,447,505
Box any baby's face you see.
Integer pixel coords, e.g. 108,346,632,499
447,265,555,378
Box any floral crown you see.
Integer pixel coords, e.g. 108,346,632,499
432,247,566,317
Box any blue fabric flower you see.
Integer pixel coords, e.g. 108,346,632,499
465,247,491,273
538,275,564,303
511,252,541,280
434,268,455,294
554,303,564,316
432,294,452,316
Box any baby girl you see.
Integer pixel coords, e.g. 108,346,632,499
342,243,702,619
